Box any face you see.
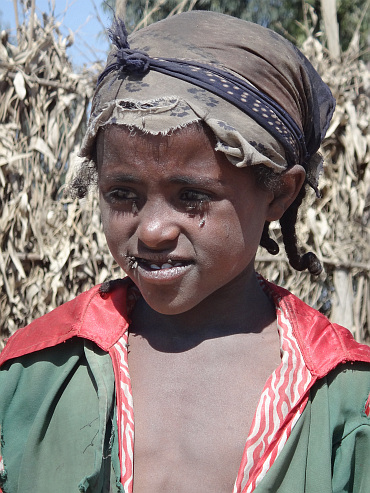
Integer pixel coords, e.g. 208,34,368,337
97,124,280,315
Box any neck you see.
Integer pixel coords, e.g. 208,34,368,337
129,270,276,352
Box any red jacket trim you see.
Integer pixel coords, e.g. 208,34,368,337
0,280,130,366
266,281,370,377
1,278,370,377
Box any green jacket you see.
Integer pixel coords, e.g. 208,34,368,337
1,280,370,492
0,339,122,493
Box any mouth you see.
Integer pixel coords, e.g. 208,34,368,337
126,255,192,271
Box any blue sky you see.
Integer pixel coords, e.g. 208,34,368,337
1,0,112,68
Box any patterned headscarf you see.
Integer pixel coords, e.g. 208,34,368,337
79,11,335,191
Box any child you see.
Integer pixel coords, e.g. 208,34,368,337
1,11,370,493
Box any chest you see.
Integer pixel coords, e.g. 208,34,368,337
127,331,280,493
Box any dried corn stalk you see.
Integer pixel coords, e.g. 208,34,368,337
0,11,123,349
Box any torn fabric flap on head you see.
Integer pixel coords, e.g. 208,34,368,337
82,95,288,172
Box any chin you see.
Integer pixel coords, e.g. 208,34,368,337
140,290,203,316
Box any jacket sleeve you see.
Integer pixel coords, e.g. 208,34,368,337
0,338,120,493
328,363,370,493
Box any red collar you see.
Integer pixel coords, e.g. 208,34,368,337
263,280,370,378
1,278,370,376
0,280,131,366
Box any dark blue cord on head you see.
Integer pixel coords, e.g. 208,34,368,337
115,49,150,75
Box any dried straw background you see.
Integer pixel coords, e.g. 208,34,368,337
0,10,369,350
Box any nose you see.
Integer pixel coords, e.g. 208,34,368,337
136,200,181,250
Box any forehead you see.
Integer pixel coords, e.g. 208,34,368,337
97,122,213,154
97,123,224,173
96,123,259,194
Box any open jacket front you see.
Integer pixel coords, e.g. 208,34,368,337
1,278,370,493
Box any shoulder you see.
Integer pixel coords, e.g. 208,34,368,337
0,278,133,367
315,361,370,408
262,278,370,377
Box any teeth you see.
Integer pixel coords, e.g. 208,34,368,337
144,260,186,270
161,263,173,269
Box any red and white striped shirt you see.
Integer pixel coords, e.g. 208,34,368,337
110,279,317,493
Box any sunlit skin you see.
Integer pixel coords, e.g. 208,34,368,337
97,123,305,493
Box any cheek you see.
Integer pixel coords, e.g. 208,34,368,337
212,203,267,261
99,203,114,243
199,209,255,263
99,204,131,258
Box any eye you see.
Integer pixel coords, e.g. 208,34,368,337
180,190,211,212
105,188,139,205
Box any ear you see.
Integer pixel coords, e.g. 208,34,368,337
266,165,306,221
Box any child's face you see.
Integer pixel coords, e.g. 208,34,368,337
97,124,279,315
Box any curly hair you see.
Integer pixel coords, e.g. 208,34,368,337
254,165,322,275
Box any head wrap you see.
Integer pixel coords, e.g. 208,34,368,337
79,11,335,190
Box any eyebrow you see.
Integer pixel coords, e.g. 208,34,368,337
101,173,223,187
101,173,141,183
168,176,222,187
